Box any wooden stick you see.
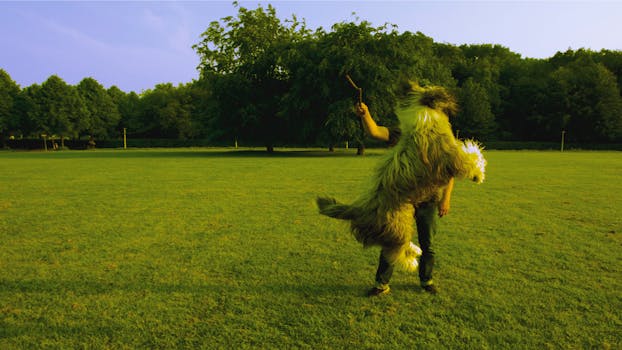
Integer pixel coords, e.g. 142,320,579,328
345,74,363,105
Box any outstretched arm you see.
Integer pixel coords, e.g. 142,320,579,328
356,103,390,142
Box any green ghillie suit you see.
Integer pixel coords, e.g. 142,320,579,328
317,86,486,272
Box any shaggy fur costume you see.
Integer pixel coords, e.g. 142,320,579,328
317,86,486,272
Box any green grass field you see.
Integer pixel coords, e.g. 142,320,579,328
1,148,620,349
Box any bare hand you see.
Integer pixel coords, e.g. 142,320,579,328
438,201,450,217
355,102,369,118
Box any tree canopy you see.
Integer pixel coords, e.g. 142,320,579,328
2,4,622,148
0,69,21,141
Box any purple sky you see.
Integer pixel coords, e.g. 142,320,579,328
1,1,621,93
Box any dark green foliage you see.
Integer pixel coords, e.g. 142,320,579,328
108,87,141,137
2,4,622,147
0,69,21,142
77,78,120,139
36,75,88,142
455,78,496,139
549,58,622,142
193,3,310,151
136,83,199,139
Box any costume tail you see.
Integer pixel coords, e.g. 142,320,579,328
316,196,358,220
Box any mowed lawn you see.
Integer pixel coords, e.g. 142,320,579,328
0,148,620,349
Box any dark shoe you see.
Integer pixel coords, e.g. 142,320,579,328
367,286,390,297
422,284,438,295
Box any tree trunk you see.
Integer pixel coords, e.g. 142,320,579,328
357,143,365,156
88,135,96,149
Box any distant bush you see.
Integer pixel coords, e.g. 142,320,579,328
483,141,622,151
4,139,621,151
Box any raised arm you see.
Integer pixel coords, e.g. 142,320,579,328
356,103,390,142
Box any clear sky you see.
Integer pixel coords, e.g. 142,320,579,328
1,1,621,93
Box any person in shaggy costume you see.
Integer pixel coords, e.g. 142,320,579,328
317,83,486,296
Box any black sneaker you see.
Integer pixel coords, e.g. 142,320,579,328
422,284,438,295
367,286,390,297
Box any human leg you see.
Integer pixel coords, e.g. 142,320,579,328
368,249,394,296
415,201,437,288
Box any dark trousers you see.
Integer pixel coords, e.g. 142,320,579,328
375,201,437,287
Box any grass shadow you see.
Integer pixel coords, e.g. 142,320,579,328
263,281,371,298
0,277,367,296
0,148,386,159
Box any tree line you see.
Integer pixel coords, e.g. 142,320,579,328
1,3,621,151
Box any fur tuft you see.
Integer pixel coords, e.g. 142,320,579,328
417,87,458,117
381,241,422,272
459,140,486,183
400,82,458,117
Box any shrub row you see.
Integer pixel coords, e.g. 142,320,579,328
4,139,622,151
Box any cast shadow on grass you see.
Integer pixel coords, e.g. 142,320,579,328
261,281,373,298
128,150,380,159
0,277,377,299
0,278,221,295
0,282,383,345
0,323,127,346
107,149,386,159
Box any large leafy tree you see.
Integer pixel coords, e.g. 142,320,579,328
194,3,309,151
108,86,141,137
445,44,530,140
549,58,622,142
77,77,120,139
35,75,88,146
182,80,212,139
312,21,398,153
455,78,496,140
13,84,42,138
138,83,197,139
281,22,449,153
0,69,21,143
596,49,622,92
498,59,553,140
318,21,454,151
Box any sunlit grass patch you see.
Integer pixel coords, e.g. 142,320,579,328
0,148,620,348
